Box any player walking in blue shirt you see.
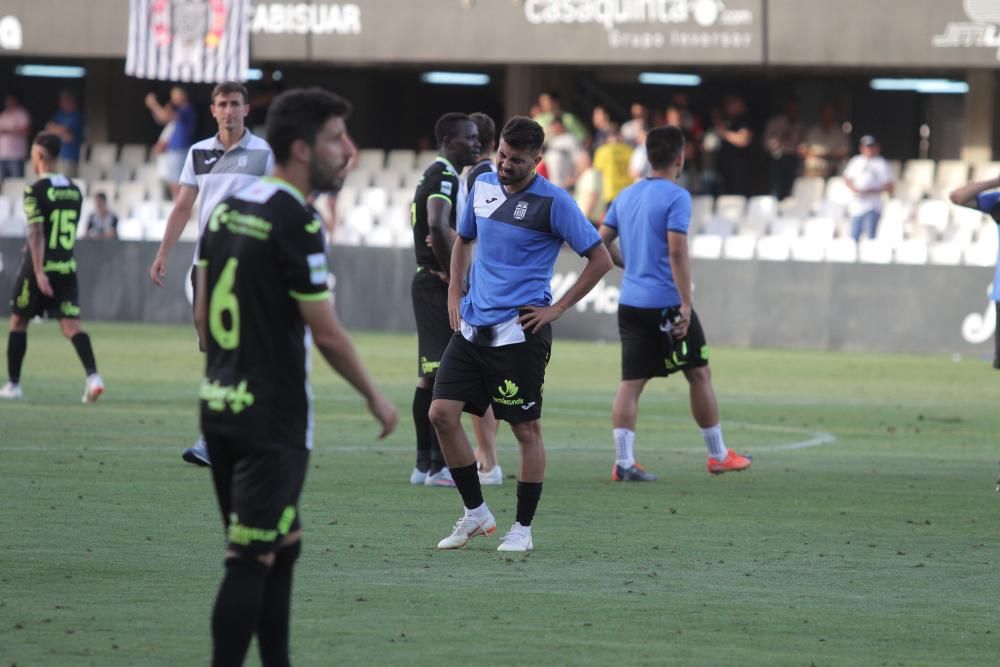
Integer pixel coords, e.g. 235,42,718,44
600,126,752,480
429,116,613,552
950,175,1000,369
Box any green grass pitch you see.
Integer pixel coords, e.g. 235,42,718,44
1,322,998,666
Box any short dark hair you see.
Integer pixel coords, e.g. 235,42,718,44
33,131,62,161
469,112,495,151
95,192,107,202
500,116,545,153
211,81,249,104
645,125,685,170
266,88,352,164
434,112,472,147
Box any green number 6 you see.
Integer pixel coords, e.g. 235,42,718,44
209,258,240,350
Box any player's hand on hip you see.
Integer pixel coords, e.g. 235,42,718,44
35,272,53,297
149,256,167,287
672,304,692,339
429,269,450,286
519,305,562,333
368,393,399,440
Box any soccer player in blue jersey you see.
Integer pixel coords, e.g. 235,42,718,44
950,175,1000,369
600,125,752,480
429,116,613,552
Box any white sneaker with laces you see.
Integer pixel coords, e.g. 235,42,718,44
410,468,428,485
0,381,22,399
424,466,455,487
437,508,496,549
478,464,503,486
82,373,104,404
497,522,533,552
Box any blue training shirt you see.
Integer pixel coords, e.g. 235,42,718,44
603,178,691,309
975,191,1000,301
459,172,601,326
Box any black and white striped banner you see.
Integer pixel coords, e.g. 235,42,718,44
125,0,250,83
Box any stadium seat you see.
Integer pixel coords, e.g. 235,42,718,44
179,220,200,242
386,149,417,172
951,206,986,241
756,235,792,261
364,225,395,248
823,176,853,207
901,159,935,195
381,205,411,235
372,170,403,190
356,148,385,171
78,162,105,183
971,161,1000,182
722,234,756,260
964,223,999,266
105,163,134,184
825,238,858,263
690,234,722,259
928,241,963,265
768,217,801,238
802,217,836,241
813,199,847,222
334,187,359,215
714,195,746,222
858,239,893,264
702,216,736,237
875,200,910,245
745,195,778,230
116,217,145,241
783,177,824,216
146,218,168,241
344,206,375,235
894,180,925,203
89,142,118,168
887,159,902,181
401,170,423,191
895,239,928,265
915,199,951,236
416,149,439,168
361,187,389,215
119,144,148,168
0,207,23,238
690,195,713,229
1,177,26,202
395,228,415,248
332,222,362,246
343,168,371,189
117,182,147,217
932,160,969,199
790,237,825,262
390,188,413,208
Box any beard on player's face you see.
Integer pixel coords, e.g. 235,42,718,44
308,151,347,192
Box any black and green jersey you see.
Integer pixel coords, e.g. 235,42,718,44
198,177,330,449
23,174,83,274
411,157,459,271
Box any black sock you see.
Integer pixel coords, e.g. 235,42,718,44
212,557,270,667
428,423,445,474
70,332,97,376
412,387,433,471
6,331,26,384
516,482,543,527
257,541,301,667
450,463,484,510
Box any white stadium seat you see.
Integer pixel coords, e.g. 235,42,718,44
790,237,825,262
116,217,145,241
690,234,722,259
690,195,714,228
929,241,963,265
119,144,148,168
825,238,858,263
386,149,417,171
356,149,385,171
895,239,928,265
89,142,118,168
756,235,792,261
722,234,756,260
714,195,746,221
858,239,894,264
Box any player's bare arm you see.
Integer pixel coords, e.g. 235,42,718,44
950,176,1000,209
26,220,53,297
599,224,625,268
667,230,693,339
426,196,454,283
447,235,474,332
149,184,198,286
298,299,399,439
519,242,612,333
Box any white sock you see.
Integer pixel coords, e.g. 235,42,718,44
613,428,635,468
467,502,490,519
702,424,727,460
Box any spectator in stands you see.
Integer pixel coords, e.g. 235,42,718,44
533,92,588,144
670,92,703,138
763,98,803,201
803,102,849,178
145,86,197,199
593,122,633,207
665,107,696,191
85,192,118,239
628,126,651,182
543,116,582,190
949,174,1000,369
573,150,604,227
0,92,31,181
591,105,612,151
717,95,754,196
45,90,83,178
621,102,650,147
843,135,894,242
698,108,724,196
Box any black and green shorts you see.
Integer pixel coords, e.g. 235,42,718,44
618,304,709,381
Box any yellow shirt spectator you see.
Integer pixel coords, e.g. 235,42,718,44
593,140,634,204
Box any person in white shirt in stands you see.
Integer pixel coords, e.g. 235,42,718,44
843,135,894,242
147,81,275,468
0,93,31,181
85,192,118,239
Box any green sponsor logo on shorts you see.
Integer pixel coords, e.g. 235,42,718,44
16,279,30,308
60,301,80,317
493,379,524,406
227,506,297,546
200,378,255,414
420,356,440,375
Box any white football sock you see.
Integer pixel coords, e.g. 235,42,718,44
702,424,727,460
468,502,491,519
613,428,635,468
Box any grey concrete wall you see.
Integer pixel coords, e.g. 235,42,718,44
1,239,995,356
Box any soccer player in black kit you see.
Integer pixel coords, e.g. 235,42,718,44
1,131,103,402
409,112,483,487
194,88,398,667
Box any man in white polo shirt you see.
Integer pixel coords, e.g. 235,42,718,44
148,81,275,467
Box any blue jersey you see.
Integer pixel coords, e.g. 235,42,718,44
603,178,691,308
459,172,601,326
975,191,1000,301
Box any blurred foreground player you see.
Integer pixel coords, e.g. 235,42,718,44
194,88,397,666
1,132,103,402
